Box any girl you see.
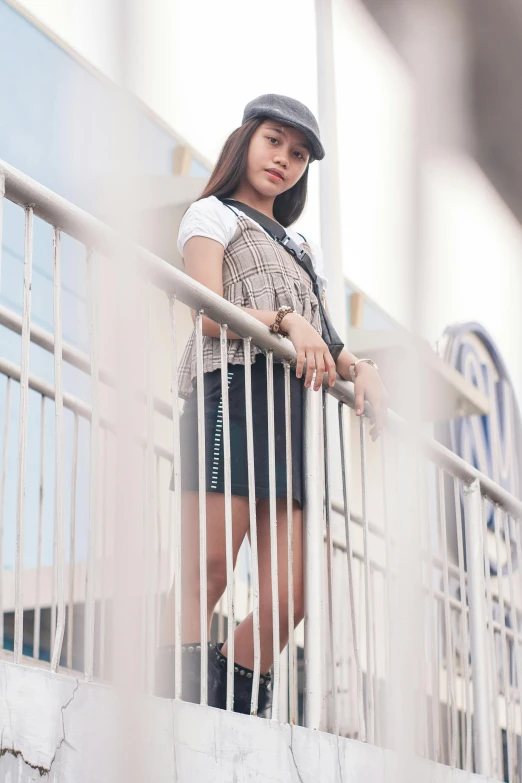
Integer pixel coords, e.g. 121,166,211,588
155,94,389,716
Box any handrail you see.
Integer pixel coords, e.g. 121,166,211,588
0,304,172,420
329,388,522,519
0,160,299,360
2,158,521,519
0,356,172,461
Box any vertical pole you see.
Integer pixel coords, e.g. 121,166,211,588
482,496,501,776
85,248,99,682
220,324,235,712
266,351,280,720
66,414,79,671
323,390,338,735
284,362,297,724
313,0,346,337
0,378,12,652
144,285,156,692
34,394,45,660
14,205,33,664
169,297,183,701
463,478,491,776
244,338,261,715
453,477,472,772
99,430,109,680
338,402,365,740
195,312,208,702
437,467,457,766
51,227,65,672
359,416,374,743
303,386,324,729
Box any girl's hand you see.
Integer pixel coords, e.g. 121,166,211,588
353,364,389,441
282,312,336,391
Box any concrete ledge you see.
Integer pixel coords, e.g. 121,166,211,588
0,659,500,782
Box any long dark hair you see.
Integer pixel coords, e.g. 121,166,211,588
197,117,312,227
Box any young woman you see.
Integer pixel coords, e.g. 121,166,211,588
155,94,389,716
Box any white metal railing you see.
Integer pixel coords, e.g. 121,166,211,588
1,159,522,780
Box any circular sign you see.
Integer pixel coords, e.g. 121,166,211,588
437,322,522,574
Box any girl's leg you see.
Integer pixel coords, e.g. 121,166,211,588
220,497,304,673
158,490,250,645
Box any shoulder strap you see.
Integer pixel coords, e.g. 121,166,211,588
220,197,285,239
219,197,318,287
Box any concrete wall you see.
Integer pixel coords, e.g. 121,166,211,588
0,658,499,782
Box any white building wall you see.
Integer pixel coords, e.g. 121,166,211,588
333,0,415,327
423,153,522,399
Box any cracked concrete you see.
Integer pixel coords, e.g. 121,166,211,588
0,660,78,777
336,735,345,783
0,660,505,781
288,729,305,783
0,744,52,777
47,679,80,773
171,698,179,783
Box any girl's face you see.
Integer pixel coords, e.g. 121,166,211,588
244,120,311,197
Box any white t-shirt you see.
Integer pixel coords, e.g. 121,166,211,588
177,195,328,292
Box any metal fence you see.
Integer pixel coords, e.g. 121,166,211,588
1,159,521,781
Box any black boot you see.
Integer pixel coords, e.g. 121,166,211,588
211,642,273,718
154,642,216,703
207,642,227,710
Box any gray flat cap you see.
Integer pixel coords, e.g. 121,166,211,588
242,93,325,161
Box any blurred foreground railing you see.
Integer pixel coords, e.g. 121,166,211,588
0,160,521,781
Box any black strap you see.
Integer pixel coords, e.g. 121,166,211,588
219,197,320,292
218,197,344,361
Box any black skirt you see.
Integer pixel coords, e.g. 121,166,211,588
171,354,305,506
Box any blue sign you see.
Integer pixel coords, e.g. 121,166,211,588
438,322,522,573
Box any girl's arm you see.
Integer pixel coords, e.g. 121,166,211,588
183,236,336,390
183,235,291,335
323,295,389,439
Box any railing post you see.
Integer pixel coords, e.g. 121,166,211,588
463,478,491,776
303,386,325,729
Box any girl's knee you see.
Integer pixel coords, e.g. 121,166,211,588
181,555,226,608
205,556,228,605
259,586,305,629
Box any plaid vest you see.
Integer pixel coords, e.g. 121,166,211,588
177,213,323,399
